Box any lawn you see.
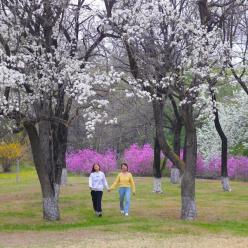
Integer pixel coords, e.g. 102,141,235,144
0,167,248,247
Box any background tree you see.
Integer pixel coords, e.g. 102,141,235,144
197,0,234,191
197,89,248,159
0,142,22,172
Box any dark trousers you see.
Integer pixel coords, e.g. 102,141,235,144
91,190,103,212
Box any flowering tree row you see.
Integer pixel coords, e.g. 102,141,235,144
0,0,247,221
66,144,248,181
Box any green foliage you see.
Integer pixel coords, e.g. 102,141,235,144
230,144,248,156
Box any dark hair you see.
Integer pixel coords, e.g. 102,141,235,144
121,163,128,171
91,163,101,173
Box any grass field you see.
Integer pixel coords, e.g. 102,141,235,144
0,166,248,247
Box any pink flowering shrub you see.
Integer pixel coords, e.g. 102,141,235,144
203,156,221,178
165,151,248,180
124,145,206,177
123,144,154,176
196,154,206,176
205,156,248,180
66,145,248,180
166,150,205,176
66,149,117,175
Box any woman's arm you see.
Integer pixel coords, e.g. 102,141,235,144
110,174,120,190
129,174,136,194
89,173,93,189
102,173,109,190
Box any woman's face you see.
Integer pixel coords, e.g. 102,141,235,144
121,165,128,173
94,164,100,172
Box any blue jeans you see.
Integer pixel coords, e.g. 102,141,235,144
119,187,131,214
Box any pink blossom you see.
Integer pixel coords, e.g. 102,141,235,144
66,145,248,180
123,144,154,176
167,150,205,176
66,149,117,175
206,156,248,180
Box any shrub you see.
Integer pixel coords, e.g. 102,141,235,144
123,144,154,176
66,145,248,181
164,151,248,180
0,142,22,172
124,145,205,177
66,149,117,175
166,150,206,177
204,156,248,180
230,143,248,157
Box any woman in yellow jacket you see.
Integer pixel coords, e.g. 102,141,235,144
109,163,135,216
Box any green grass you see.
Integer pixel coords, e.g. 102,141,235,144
0,167,248,237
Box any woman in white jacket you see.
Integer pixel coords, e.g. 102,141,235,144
89,163,109,217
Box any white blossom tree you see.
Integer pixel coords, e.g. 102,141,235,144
106,0,228,220
198,89,248,159
197,0,248,191
0,0,117,220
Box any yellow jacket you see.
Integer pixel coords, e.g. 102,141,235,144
110,172,136,193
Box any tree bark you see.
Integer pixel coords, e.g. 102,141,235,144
24,93,71,220
2,159,12,172
24,100,62,222
61,168,68,186
171,119,182,184
198,0,231,193
153,135,163,193
153,100,185,172
183,133,187,163
25,121,60,221
171,167,181,185
52,122,68,186
210,89,231,192
153,99,196,220
52,86,71,187
181,103,197,220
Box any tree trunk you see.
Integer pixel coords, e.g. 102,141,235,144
61,168,68,186
153,100,185,172
153,135,163,193
53,122,68,186
171,167,181,185
2,159,12,172
153,99,196,220
52,88,71,187
198,0,231,192
181,103,197,220
210,89,231,192
24,120,60,221
183,133,187,163
24,92,70,220
170,120,182,184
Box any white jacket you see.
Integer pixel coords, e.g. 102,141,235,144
89,171,109,191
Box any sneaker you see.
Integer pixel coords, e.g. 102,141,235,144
120,210,124,215
125,213,129,216
98,213,102,217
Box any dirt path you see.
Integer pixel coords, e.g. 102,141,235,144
0,230,248,248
